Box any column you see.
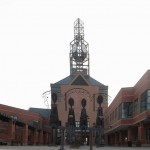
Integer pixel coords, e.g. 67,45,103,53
49,132,53,145
22,124,28,145
105,134,108,145
109,134,112,145
33,129,37,145
39,130,43,145
7,120,15,145
111,134,114,145
118,131,122,145
45,132,49,145
128,128,132,141
127,128,132,146
114,132,117,146
138,122,144,144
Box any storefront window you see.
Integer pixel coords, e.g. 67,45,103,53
146,128,150,141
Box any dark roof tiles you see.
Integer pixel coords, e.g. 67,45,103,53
54,74,106,87
28,108,51,119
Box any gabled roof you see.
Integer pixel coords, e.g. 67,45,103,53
28,108,51,119
84,75,105,86
71,74,89,86
54,74,106,87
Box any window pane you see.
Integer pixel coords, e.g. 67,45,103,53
122,103,126,118
148,90,150,96
147,104,150,110
134,99,138,112
141,91,147,112
147,97,150,103
146,128,150,140
120,102,133,118
128,103,133,116
118,104,121,119
141,100,146,112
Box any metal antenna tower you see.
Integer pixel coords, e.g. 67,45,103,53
70,18,89,75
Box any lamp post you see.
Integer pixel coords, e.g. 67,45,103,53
59,126,65,150
89,127,93,150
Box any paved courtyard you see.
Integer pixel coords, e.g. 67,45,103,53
0,146,150,150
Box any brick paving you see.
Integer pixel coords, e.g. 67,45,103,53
0,146,150,150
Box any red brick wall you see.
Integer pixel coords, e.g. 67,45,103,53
105,70,150,136
55,84,108,127
0,104,44,126
0,120,8,141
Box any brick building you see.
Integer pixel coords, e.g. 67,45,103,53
50,18,108,144
0,104,51,145
104,70,150,146
0,18,108,146
0,18,150,146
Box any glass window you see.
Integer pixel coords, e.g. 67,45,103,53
118,102,133,119
141,90,150,112
75,121,80,127
122,103,126,118
118,104,122,119
147,90,150,110
133,99,138,112
146,128,150,141
141,99,146,112
148,90,150,96
141,91,147,112
128,102,133,117
148,97,150,102
147,97,150,109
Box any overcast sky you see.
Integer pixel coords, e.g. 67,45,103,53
0,0,150,110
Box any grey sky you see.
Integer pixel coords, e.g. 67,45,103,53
0,0,150,109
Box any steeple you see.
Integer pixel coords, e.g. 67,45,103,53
70,18,89,76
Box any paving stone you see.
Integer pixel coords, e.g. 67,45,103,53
0,146,150,150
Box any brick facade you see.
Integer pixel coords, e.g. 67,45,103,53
50,73,108,145
0,104,50,145
104,70,150,146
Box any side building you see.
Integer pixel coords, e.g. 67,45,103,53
0,104,51,145
104,70,150,146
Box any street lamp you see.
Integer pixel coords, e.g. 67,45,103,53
59,126,65,150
